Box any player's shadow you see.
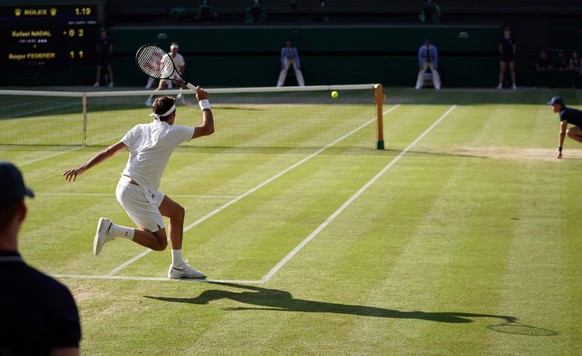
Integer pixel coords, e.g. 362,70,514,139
145,282,516,325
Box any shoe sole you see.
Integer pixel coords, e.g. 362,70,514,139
169,275,207,280
93,217,109,256
168,267,206,279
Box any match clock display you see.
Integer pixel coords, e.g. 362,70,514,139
0,4,99,85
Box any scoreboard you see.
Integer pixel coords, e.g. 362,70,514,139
0,4,101,85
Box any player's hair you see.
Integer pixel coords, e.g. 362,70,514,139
152,96,176,122
0,201,20,232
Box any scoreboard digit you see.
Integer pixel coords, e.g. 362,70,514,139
0,4,100,85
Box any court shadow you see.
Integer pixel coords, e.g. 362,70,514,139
145,282,515,325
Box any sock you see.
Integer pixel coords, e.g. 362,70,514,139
172,249,184,267
111,223,134,240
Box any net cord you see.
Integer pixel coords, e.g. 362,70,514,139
0,84,378,98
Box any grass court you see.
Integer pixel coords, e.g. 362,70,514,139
2,87,581,354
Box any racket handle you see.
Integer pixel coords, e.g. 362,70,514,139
186,82,197,92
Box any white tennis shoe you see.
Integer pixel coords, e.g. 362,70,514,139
94,217,114,256
168,262,206,279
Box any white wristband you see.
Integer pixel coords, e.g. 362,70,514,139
199,99,211,111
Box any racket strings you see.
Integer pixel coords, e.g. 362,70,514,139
136,46,173,79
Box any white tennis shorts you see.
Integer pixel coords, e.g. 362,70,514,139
115,180,165,232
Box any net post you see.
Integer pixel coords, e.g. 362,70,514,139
82,94,87,146
374,83,384,150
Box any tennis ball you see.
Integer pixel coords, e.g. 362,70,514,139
331,91,339,99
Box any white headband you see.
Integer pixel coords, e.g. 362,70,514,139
149,104,176,120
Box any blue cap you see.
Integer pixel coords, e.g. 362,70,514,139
0,161,34,205
547,96,564,105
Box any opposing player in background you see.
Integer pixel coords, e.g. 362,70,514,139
146,43,186,106
548,96,582,159
63,87,214,279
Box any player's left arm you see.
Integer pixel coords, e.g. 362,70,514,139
63,141,127,181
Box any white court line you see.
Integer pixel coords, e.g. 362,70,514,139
18,146,85,167
51,274,260,284
5,102,79,119
259,105,457,283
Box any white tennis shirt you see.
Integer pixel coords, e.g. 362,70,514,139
160,52,185,78
121,119,194,193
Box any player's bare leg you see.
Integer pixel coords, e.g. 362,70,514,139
159,195,185,250
159,195,205,278
146,79,170,106
132,229,168,251
567,127,582,143
93,217,167,256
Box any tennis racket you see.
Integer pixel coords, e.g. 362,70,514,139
135,44,197,91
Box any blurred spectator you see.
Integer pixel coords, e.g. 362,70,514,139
536,49,553,71
415,38,442,90
568,51,580,88
276,41,305,87
196,0,218,21
290,0,298,12
93,27,114,88
554,50,569,71
568,51,580,72
319,0,329,23
550,50,570,88
497,26,516,90
169,7,186,21
419,0,441,23
246,0,267,23
535,49,553,87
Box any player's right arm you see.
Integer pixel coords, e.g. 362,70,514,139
63,141,127,181
556,120,567,159
192,87,215,139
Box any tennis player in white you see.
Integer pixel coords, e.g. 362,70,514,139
63,87,214,279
